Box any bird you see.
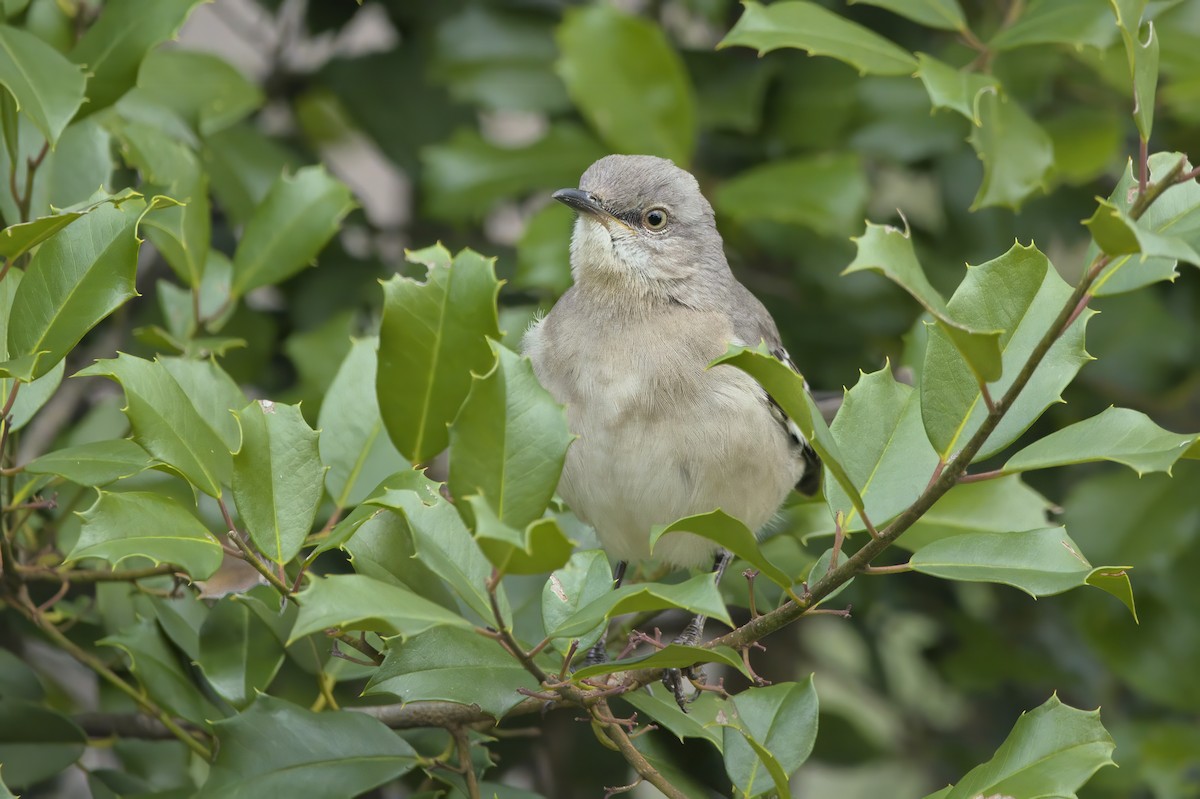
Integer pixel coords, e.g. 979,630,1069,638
522,154,820,705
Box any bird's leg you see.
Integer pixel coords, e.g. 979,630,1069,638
585,560,628,666
663,550,732,709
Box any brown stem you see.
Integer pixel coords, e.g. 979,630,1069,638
228,529,294,599
18,563,182,583
222,505,381,664
15,141,50,224
863,563,912,575
453,727,481,799
958,468,1006,484
592,700,687,799
1139,138,1149,197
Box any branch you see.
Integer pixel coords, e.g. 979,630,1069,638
452,726,481,799
17,563,183,584
592,699,687,799
8,592,212,759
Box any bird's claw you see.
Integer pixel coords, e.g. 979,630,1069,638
661,665,703,711
585,636,610,667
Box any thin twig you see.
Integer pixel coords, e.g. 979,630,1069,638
452,727,481,799
958,468,1006,484
228,529,293,599
591,699,688,799
1139,138,1149,198
863,563,912,575
8,592,212,759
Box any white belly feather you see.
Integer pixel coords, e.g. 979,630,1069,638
525,306,800,568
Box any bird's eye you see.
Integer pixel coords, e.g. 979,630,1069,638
642,207,668,230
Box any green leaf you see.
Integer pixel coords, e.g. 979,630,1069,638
722,677,819,798
1,359,60,432
1091,152,1200,295
805,548,855,606
1004,406,1198,476
69,0,204,114
341,501,461,614
314,468,437,555
541,549,614,654
24,439,153,486
420,123,606,221
556,4,695,164
159,356,244,451
914,52,998,122
935,695,1115,799
366,482,507,624
70,490,222,579
196,595,286,708
0,114,113,223
622,684,727,749
0,189,132,260
897,475,1053,551
143,167,211,289
989,0,1118,52
920,243,1093,462
1130,22,1160,139
845,223,1003,382
202,122,297,227
849,0,966,30
449,341,572,528
0,24,85,146
137,48,263,135
76,354,234,497
573,643,749,681
199,695,418,799
230,165,355,296
1109,0,1151,91
551,573,732,639
967,90,1054,210
0,701,85,789
290,573,471,642
1085,197,1200,263
102,618,221,726
719,1,918,77
714,153,867,238
1,197,143,381
0,267,62,431
108,109,198,185
711,344,866,516
650,510,794,590
467,495,574,576
366,625,539,719
231,400,325,565
377,245,501,463
826,366,940,531
910,526,1135,612
318,337,407,508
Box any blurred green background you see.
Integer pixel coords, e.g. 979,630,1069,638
11,0,1200,795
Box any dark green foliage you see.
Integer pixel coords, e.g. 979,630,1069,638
1,1,1198,797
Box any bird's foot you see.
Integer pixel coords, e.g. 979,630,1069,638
585,635,610,666
662,665,703,711
661,618,707,711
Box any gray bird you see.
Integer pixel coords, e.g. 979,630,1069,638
523,155,819,702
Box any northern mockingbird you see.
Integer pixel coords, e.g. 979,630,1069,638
523,155,819,702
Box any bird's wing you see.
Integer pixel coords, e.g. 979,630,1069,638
728,284,822,496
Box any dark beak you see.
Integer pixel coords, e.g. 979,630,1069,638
552,188,605,216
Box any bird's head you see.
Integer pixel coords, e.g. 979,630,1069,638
553,155,727,298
